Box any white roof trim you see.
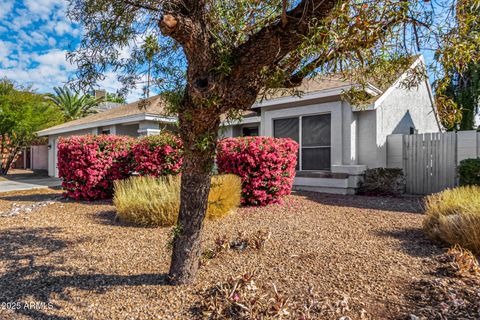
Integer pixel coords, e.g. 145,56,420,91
252,85,353,108
37,113,176,136
222,116,261,127
252,82,382,109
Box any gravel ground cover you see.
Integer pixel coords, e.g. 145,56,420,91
0,189,467,319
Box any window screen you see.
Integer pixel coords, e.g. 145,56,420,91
302,148,331,170
301,114,331,170
273,114,331,171
302,114,331,147
242,127,259,137
274,117,299,170
273,117,299,142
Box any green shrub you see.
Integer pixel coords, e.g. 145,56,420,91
458,158,480,186
113,174,241,227
423,186,480,255
357,168,406,196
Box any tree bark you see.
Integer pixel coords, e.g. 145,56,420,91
168,163,212,284
0,148,19,176
168,97,220,285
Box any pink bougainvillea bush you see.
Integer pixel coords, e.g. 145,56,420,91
132,133,183,176
57,135,135,200
216,137,298,206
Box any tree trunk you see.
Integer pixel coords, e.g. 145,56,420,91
168,162,212,284
0,147,19,176
168,100,220,285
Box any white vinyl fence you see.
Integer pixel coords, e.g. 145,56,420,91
387,131,480,195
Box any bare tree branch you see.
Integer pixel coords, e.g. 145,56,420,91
280,15,429,87
281,0,288,27
120,0,161,12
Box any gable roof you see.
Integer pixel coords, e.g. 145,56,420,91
37,95,172,136
38,56,432,136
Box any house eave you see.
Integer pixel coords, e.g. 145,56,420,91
221,116,261,127
37,113,177,137
252,83,382,110
252,85,354,109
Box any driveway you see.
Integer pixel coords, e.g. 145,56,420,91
0,170,62,193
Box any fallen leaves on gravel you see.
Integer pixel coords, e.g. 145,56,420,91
408,247,480,319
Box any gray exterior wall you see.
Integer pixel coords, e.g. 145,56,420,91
373,79,440,167
357,110,378,168
116,124,140,137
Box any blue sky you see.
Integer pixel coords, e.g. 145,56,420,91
0,0,144,101
0,0,443,103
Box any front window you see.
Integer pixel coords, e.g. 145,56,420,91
273,114,331,171
242,126,259,137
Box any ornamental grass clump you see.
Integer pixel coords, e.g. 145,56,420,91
423,186,480,255
207,174,242,219
113,174,241,227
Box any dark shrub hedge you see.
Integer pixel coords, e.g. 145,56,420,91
458,158,480,186
357,168,406,196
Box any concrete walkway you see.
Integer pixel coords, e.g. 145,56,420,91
0,170,62,193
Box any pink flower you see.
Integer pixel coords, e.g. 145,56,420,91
217,137,298,207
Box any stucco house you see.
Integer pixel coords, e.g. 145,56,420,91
37,56,441,194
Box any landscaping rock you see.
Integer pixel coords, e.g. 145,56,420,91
0,197,62,217
0,188,457,319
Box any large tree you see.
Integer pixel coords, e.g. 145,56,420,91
441,64,480,130
434,0,480,129
0,79,62,175
67,0,480,284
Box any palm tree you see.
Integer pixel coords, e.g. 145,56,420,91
48,87,103,121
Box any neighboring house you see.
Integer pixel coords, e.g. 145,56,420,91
13,145,49,171
37,56,441,194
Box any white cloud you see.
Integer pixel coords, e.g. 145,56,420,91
0,65,69,90
23,0,65,20
32,49,73,70
47,37,57,46
0,0,14,20
0,40,12,59
9,9,34,31
0,49,75,92
0,1,140,102
53,20,73,36
98,71,144,102
0,40,17,67
18,30,50,47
